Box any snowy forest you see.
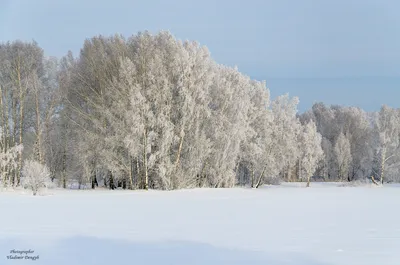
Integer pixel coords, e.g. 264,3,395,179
0,31,399,192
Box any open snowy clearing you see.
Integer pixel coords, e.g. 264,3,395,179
1,183,399,265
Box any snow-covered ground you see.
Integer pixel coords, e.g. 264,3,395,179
1,183,399,265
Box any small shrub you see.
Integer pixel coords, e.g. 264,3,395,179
337,178,374,187
22,160,51,196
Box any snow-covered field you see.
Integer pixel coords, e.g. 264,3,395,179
1,183,399,265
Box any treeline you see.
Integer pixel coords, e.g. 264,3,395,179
300,103,400,184
0,31,398,190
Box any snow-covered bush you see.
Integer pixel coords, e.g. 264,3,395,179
338,178,378,188
22,160,51,195
0,129,23,188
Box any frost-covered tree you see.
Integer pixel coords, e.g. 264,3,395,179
239,80,273,188
61,35,128,189
299,121,324,187
164,37,214,189
0,132,23,188
270,94,302,182
118,59,157,190
301,103,337,179
204,65,251,188
334,132,352,181
0,41,45,185
101,32,216,190
334,106,373,180
373,105,400,184
320,137,334,179
5,31,397,191
21,160,51,195
301,103,374,181
238,89,306,187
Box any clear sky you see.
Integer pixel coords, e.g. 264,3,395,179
1,0,399,111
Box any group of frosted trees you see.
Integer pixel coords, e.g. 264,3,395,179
0,31,398,191
60,31,323,189
300,103,400,183
0,41,58,190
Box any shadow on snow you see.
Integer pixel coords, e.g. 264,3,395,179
0,236,331,265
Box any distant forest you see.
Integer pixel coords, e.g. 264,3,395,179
0,31,398,191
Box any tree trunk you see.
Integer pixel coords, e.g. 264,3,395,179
175,132,185,167
122,178,127,189
234,159,240,185
371,176,380,185
298,159,302,182
198,160,208,188
11,95,16,186
143,128,148,190
3,85,11,182
34,82,43,164
380,148,386,185
255,166,266,189
172,131,185,189
10,96,17,186
251,166,255,188
34,140,40,162
0,85,6,185
0,85,4,148
136,157,140,189
62,122,67,189
62,146,67,189
17,94,25,186
1,85,8,151
128,156,134,190
306,174,311,187
11,96,16,148
91,163,97,189
109,171,115,190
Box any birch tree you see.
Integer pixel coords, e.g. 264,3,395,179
239,81,276,188
334,106,373,180
334,132,352,181
168,38,214,188
205,65,251,188
0,129,23,188
299,121,324,187
373,105,400,184
63,35,127,189
0,41,44,186
270,94,302,182
302,103,374,181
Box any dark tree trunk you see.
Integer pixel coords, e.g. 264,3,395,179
109,171,115,190
91,173,98,189
91,163,98,189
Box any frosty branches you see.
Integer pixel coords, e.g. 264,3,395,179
22,160,51,195
1,31,399,191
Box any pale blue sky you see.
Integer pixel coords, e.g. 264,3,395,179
0,0,399,111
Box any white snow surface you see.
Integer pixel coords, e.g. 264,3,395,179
1,182,399,265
